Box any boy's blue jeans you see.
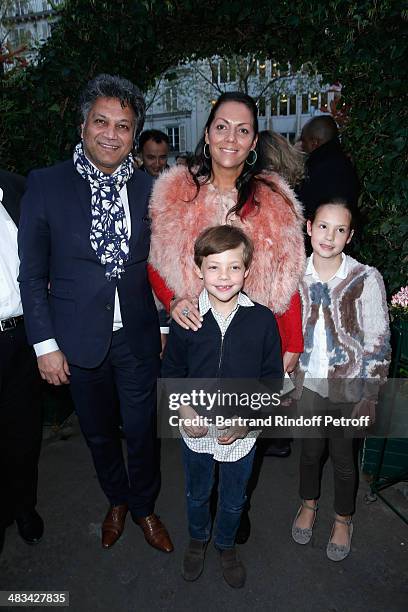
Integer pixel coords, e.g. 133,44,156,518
181,440,256,549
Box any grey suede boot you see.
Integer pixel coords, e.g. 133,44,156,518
182,539,207,581
220,547,246,588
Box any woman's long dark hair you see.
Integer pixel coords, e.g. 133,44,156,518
187,91,263,217
187,91,300,220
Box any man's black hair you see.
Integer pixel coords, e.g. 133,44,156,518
139,129,170,151
79,73,145,137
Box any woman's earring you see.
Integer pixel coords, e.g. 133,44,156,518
245,149,257,166
204,143,211,159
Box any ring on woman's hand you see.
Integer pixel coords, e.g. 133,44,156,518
181,307,190,317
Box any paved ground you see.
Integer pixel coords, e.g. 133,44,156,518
1,419,407,612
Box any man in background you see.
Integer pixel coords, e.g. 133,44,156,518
138,129,171,340
297,115,359,218
139,129,170,178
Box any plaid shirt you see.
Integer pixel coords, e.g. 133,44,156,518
181,289,260,462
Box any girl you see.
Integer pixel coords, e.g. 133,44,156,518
291,199,390,561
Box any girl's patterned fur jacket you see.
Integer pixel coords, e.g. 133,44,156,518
294,255,391,402
148,166,305,315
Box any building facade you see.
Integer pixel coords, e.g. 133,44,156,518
144,58,339,161
2,3,339,162
1,0,63,66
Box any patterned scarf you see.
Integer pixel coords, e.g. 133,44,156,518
73,142,134,280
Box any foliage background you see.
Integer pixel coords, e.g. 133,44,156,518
1,0,407,292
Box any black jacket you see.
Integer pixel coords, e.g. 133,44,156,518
0,168,26,224
297,138,359,218
162,302,283,379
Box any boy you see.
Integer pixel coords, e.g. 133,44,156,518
162,225,283,588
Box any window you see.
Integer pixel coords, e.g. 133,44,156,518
310,91,319,111
270,96,278,116
39,21,50,40
11,26,32,47
216,59,237,84
271,62,279,78
279,95,288,116
258,58,266,79
229,60,236,82
282,132,296,144
210,61,218,84
302,94,309,114
258,97,266,117
15,1,29,16
220,59,228,83
289,95,297,115
167,126,186,152
165,87,178,112
320,92,328,111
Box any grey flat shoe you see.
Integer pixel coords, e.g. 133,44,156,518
291,500,318,545
326,516,353,561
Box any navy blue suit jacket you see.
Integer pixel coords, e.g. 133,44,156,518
18,160,161,368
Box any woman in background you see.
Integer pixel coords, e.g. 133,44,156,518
257,130,305,189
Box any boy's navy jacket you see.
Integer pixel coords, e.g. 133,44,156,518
162,302,283,379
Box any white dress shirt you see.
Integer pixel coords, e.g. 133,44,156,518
34,174,131,357
0,194,23,319
303,253,348,396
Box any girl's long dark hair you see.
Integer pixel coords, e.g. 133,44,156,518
187,91,300,220
309,198,358,231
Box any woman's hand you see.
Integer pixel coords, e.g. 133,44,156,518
280,396,294,407
351,398,376,426
170,296,203,331
283,351,300,373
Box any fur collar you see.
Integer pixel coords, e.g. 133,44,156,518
149,166,305,314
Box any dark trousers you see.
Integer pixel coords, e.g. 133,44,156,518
69,328,160,517
298,390,357,515
0,320,42,527
181,441,255,549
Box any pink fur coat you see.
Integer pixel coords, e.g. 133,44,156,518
149,166,305,315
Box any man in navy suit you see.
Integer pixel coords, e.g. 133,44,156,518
18,74,173,553
0,169,43,555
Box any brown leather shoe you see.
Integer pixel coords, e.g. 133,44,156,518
101,504,128,549
134,514,174,553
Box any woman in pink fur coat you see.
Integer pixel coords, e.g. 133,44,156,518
148,91,305,369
